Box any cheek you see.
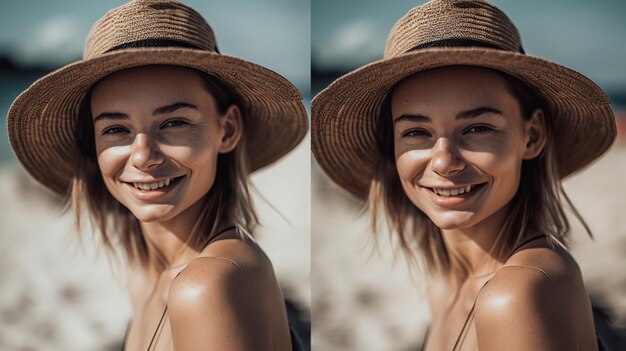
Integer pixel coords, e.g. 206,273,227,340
491,153,523,197
395,149,430,184
172,141,220,187
478,139,524,181
395,149,432,211
192,148,219,180
172,134,217,165
96,147,125,179
95,149,128,202
470,142,524,208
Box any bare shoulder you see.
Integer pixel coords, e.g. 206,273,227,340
474,242,595,350
166,237,284,350
202,233,275,272
168,236,279,308
504,238,582,279
478,240,583,303
475,248,579,320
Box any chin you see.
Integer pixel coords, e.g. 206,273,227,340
129,205,178,223
427,211,477,230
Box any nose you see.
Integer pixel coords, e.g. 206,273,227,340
430,137,465,176
130,133,164,170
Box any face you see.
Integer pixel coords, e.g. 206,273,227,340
91,65,241,223
391,66,545,231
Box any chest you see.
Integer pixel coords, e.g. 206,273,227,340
423,280,486,351
124,270,180,351
423,312,479,351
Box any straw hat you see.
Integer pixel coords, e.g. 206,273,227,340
7,0,308,196
312,0,616,199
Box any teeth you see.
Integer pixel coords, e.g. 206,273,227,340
133,178,176,191
433,184,477,197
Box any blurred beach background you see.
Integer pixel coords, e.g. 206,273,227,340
312,0,626,350
2,1,626,351
0,1,310,350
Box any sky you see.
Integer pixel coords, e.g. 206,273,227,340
312,0,626,95
0,0,625,98
0,0,311,94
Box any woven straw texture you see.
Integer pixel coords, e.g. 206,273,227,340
312,0,616,199
7,0,308,196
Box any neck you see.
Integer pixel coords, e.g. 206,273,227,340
139,198,214,273
439,204,512,286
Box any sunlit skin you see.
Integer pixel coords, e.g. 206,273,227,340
391,66,598,350
91,65,241,232
392,66,547,275
392,66,545,238
89,66,293,351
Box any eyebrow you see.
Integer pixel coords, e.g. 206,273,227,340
93,102,198,123
393,107,503,124
153,102,198,115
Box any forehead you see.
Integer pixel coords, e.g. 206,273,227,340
391,66,513,114
91,65,205,99
89,65,210,112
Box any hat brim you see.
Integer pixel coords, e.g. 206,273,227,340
312,47,616,199
8,47,309,196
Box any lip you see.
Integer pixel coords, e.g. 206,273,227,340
423,182,488,207
124,175,185,201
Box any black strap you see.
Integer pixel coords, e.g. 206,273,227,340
199,225,237,252
511,234,548,254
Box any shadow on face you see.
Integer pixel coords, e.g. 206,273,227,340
87,65,242,224
388,66,546,231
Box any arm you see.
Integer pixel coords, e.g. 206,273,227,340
474,267,582,351
167,257,275,351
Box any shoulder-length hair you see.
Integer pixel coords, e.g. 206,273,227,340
70,67,257,270
368,69,592,275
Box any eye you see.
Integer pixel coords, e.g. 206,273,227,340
161,119,188,128
401,129,431,138
465,125,494,134
101,126,128,135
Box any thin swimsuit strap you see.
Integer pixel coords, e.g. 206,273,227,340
139,225,238,351
420,234,549,351
449,234,548,351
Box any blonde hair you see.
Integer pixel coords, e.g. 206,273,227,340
70,67,258,270
368,69,592,275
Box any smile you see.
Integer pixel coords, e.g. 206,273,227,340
432,185,475,197
423,182,487,208
429,183,486,197
131,176,183,191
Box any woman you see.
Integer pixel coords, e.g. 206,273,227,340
7,1,308,350
312,0,615,350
